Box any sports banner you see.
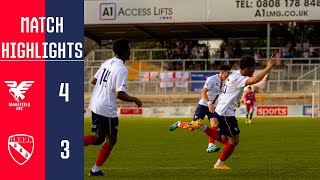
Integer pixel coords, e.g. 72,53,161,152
190,71,219,92
158,71,190,88
211,0,320,22
140,71,160,82
175,71,189,88
139,105,306,118
0,1,83,180
160,72,174,88
85,0,320,24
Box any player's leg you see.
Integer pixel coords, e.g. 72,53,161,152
84,133,105,146
186,119,231,145
219,135,228,145
214,116,240,169
169,104,206,131
92,134,117,175
245,106,250,124
84,111,106,146
249,106,254,124
207,117,220,153
185,112,221,141
89,117,119,176
214,135,239,170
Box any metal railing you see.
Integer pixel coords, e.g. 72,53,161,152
89,49,166,61
84,47,295,61
85,58,320,72
285,63,320,80
266,80,314,92
297,65,320,80
85,79,314,94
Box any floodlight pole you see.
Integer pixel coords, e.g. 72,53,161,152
267,23,271,60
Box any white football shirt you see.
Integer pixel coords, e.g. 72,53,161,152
89,57,128,118
215,70,249,116
198,74,225,107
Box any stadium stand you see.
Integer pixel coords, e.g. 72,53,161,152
83,7,320,109
84,47,319,108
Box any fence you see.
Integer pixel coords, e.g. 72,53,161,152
84,47,290,61
85,58,320,72
85,80,314,94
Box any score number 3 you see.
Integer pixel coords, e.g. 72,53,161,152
61,140,70,159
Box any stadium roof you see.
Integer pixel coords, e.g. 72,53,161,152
84,22,309,43
84,23,268,42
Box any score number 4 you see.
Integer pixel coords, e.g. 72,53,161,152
59,83,69,102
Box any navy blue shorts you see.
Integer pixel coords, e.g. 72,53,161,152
91,111,119,136
214,112,240,137
193,104,218,121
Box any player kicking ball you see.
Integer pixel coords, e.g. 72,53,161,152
178,55,275,169
84,39,142,176
169,65,231,153
244,86,256,124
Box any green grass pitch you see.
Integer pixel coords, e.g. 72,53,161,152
84,117,320,180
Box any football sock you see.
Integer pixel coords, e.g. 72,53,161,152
202,125,220,140
177,122,181,127
92,164,101,173
84,135,97,146
179,122,188,128
219,142,236,161
209,127,217,145
246,114,248,119
250,113,253,120
199,125,207,131
95,143,113,167
215,159,224,166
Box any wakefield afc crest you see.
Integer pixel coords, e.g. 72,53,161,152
4,81,34,111
8,134,34,165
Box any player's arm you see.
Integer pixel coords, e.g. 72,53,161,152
201,88,210,103
202,78,215,113
91,78,97,85
246,57,276,86
201,87,214,113
116,69,142,107
116,92,142,107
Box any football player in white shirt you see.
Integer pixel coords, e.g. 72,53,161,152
169,65,231,153
84,39,142,176
186,55,275,169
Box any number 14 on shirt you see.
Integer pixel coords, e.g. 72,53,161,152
100,69,111,85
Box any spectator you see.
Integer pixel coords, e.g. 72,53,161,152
254,51,260,67
174,61,182,70
282,42,295,58
234,41,242,58
220,42,226,58
225,43,233,58
194,63,201,70
311,48,319,57
187,64,194,71
275,49,282,65
203,45,209,59
303,40,310,52
303,51,310,58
